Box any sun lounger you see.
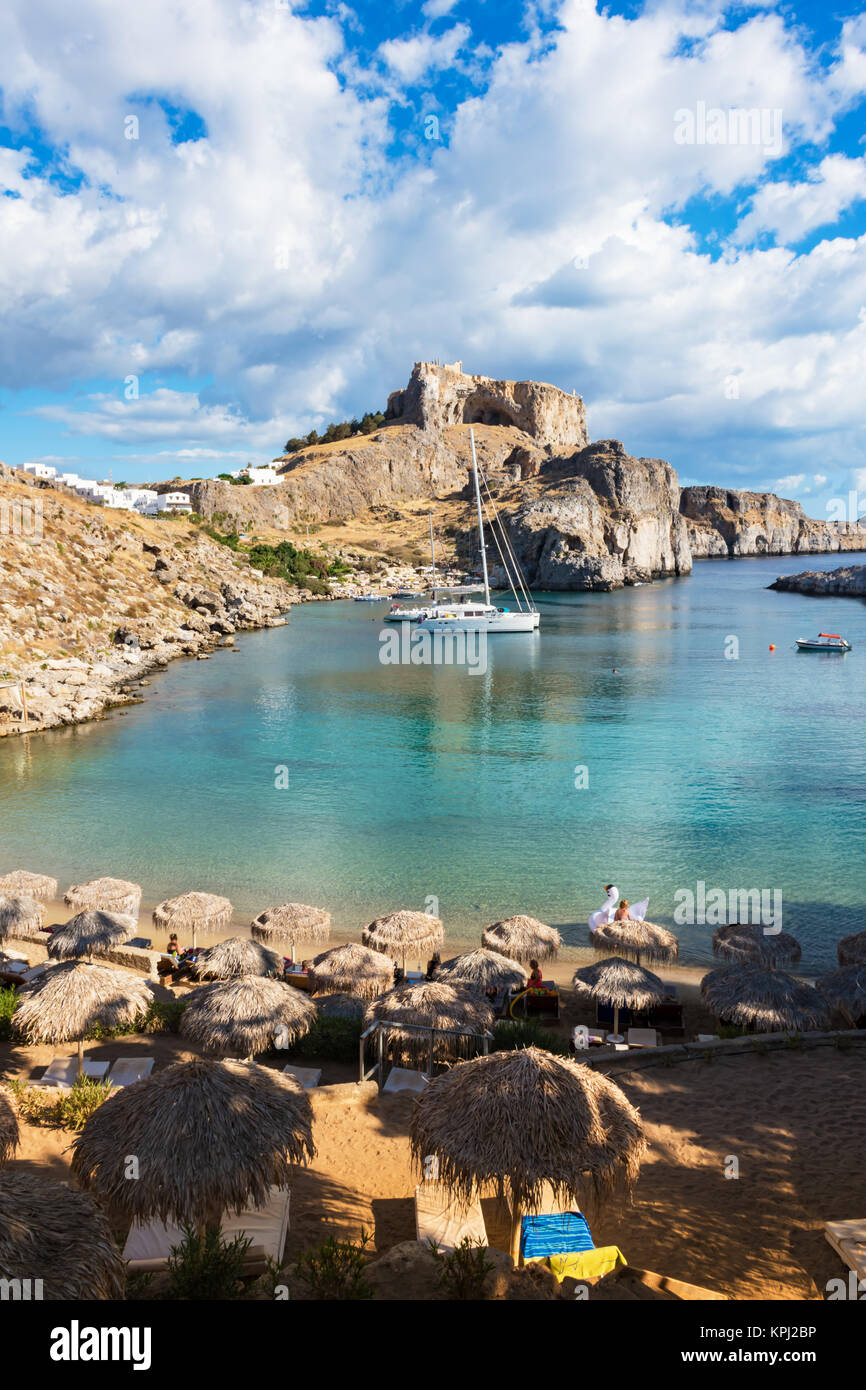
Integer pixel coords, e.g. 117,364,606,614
414,1184,487,1251
123,1186,291,1274
824,1219,866,1279
626,1027,659,1048
34,1057,110,1090
520,1210,627,1282
382,1067,428,1094
282,1064,321,1090
108,1058,155,1087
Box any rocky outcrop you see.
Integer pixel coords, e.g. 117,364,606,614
0,474,292,738
769,565,866,597
680,487,866,558
386,361,589,453
461,440,692,590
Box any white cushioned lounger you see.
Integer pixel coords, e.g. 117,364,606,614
123,1186,291,1274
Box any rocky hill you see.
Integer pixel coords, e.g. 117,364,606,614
769,565,866,597
681,487,865,558
0,466,294,737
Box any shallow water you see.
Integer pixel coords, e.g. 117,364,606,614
2,551,865,969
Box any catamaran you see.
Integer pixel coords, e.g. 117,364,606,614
415,429,540,634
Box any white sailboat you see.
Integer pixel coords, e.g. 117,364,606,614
417,429,540,635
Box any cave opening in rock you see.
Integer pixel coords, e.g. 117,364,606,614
463,398,518,429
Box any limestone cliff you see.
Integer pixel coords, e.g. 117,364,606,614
769,565,866,597
459,440,692,590
680,487,865,558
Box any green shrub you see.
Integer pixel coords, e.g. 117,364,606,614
6,1078,48,1124
49,1076,114,1129
288,1016,362,1062
491,1020,571,1056
166,1226,253,1300
144,998,187,1034
293,1231,372,1300
435,1237,495,1299
0,986,18,1041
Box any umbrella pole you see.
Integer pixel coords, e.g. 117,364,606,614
77,1038,84,1080
509,1200,523,1265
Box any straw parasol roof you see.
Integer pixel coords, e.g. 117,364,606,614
193,936,283,980
180,975,316,1057
0,1170,125,1299
816,964,866,1025
362,910,444,969
481,915,561,963
250,903,331,952
311,942,394,998
0,894,44,939
591,918,678,966
71,1058,315,1229
572,956,665,1010
0,870,57,901
152,891,233,947
701,965,828,1033
47,909,135,961
410,1046,645,1260
438,948,528,995
0,1086,19,1164
366,981,494,1067
64,876,142,918
315,991,366,1020
13,960,154,1074
837,930,866,967
712,922,801,968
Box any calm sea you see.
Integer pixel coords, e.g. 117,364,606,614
2,551,865,969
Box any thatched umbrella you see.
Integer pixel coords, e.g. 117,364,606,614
712,922,801,968
250,903,330,961
65,876,142,918
0,1170,125,1299
0,1086,19,1164
411,1046,645,1262
591,918,678,966
438,948,528,995
362,910,444,973
71,1058,315,1236
481,915,561,964
193,936,283,980
837,930,866,967
0,895,45,939
47,909,134,962
572,956,666,1041
701,965,828,1033
152,891,233,949
315,991,365,1020
365,981,494,1069
180,975,316,1059
13,960,154,1077
816,964,866,1027
0,870,57,901
311,942,394,998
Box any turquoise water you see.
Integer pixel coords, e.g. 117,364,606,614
2,552,866,969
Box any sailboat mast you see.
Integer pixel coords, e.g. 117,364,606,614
428,511,437,598
470,428,491,606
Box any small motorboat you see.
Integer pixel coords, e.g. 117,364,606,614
353,594,385,602
795,632,852,651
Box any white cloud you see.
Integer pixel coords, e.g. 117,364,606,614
422,0,461,18
735,154,866,244
775,474,806,492
813,473,828,487
0,0,864,493
378,23,470,83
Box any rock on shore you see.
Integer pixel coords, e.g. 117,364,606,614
681,486,865,558
769,565,866,596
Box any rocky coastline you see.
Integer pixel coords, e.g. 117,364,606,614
769,564,866,597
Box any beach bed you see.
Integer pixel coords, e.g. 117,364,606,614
108,1058,155,1088
123,1186,292,1275
282,1063,321,1090
414,1183,487,1251
34,1057,110,1090
824,1219,866,1280
382,1066,428,1094
626,1027,659,1048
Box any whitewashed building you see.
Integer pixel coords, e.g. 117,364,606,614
21,462,57,480
157,491,193,514
230,465,281,486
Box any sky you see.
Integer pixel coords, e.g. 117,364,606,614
1,0,865,517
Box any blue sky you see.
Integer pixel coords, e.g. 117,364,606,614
1,0,865,515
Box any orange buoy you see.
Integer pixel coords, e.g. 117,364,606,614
769,644,775,651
